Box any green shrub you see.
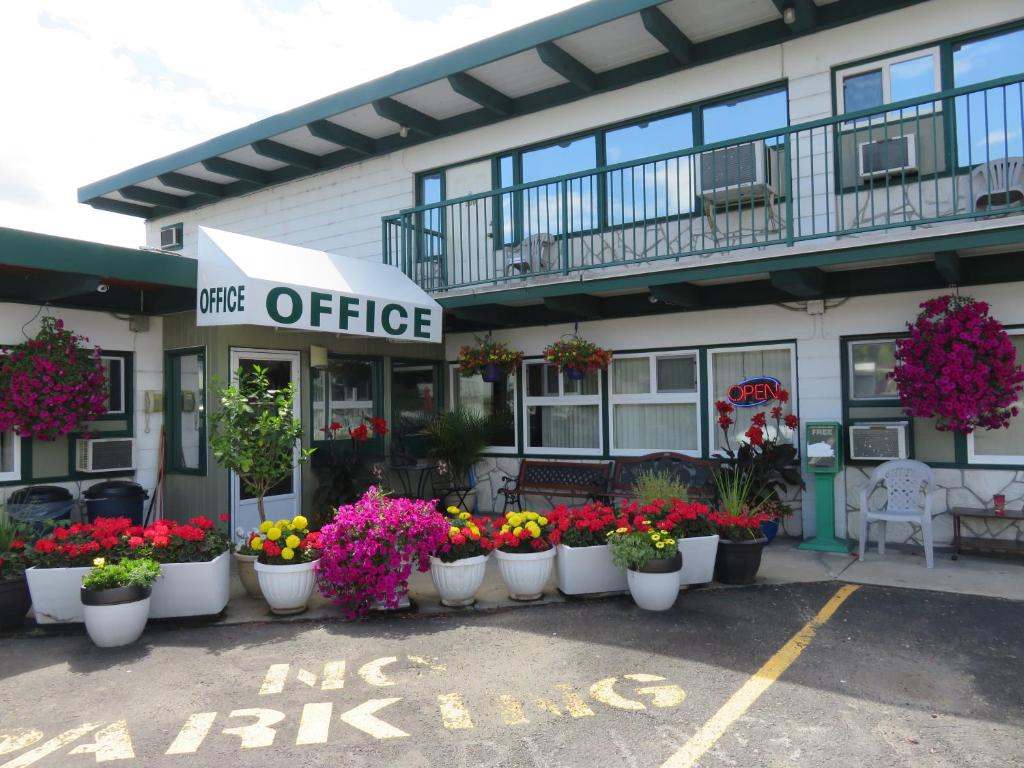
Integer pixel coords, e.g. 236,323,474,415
82,557,161,591
631,469,689,506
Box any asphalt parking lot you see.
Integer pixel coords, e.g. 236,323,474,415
1,581,1022,768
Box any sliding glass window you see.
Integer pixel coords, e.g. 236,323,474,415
520,136,597,237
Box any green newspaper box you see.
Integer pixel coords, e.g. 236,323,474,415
799,422,851,552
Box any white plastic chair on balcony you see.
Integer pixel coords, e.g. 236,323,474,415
504,233,556,275
858,459,937,569
969,156,1024,212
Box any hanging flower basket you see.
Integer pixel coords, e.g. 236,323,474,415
457,337,523,380
0,318,107,441
542,336,612,378
890,294,1024,433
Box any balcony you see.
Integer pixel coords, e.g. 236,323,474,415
383,75,1024,296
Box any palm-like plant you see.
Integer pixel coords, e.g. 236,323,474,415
425,408,490,487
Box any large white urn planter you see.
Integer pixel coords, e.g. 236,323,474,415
255,559,319,615
430,555,488,607
26,565,91,624
678,535,719,586
149,551,231,618
493,547,556,601
627,551,683,611
81,585,151,647
555,544,627,595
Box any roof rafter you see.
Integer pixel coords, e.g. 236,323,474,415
202,157,271,185
307,120,377,156
157,172,227,199
372,97,441,137
251,140,322,171
448,72,514,116
640,7,692,65
120,185,187,210
536,42,597,93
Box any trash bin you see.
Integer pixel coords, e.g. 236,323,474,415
83,480,149,526
8,485,74,526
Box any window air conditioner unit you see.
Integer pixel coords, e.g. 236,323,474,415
160,223,183,249
76,438,135,473
849,422,909,462
699,142,782,206
858,135,917,180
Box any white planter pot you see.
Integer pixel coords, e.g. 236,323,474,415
149,551,231,619
627,569,682,611
255,559,319,615
555,544,627,595
678,535,720,586
493,547,556,601
429,555,488,606
82,593,151,648
26,566,91,624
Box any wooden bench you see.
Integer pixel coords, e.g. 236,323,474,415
498,459,613,513
608,452,720,505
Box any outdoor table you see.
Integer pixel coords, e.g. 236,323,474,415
389,460,438,500
950,507,1024,560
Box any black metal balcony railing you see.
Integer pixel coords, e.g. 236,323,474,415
383,74,1024,293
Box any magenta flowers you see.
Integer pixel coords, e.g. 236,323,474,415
0,317,108,441
891,295,1024,433
315,488,449,618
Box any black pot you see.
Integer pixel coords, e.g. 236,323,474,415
632,550,683,574
80,584,151,607
714,537,767,585
0,577,31,630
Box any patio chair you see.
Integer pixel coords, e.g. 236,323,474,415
504,233,556,275
857,459,937,568
969,156,1024,212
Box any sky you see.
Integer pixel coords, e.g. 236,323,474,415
0,0,586,248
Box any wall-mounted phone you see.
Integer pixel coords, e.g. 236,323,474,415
143,391,164,434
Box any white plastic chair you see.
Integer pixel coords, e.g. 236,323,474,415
858,459,937,569
969,156,1024,212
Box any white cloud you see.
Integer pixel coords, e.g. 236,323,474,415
0,0,586,247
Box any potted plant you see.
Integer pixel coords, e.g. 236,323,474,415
80,557,160,648
543,335,612,381
233,530,263,599
0,520,31,630
429,507,493,606
758,498,793,543
711,469,769,585
0,317,108,441
208,365,315,524
425,408,489,510
316,488,448,618
458,336,524,383
492,511,556,601
549,502,628,595
628,469,720,586
606,527,681,611
249,515,322,615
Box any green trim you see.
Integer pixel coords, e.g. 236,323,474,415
0,227,196,288
165,347,208,477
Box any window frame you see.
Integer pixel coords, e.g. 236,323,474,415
93,351,132,421
164,346,207,476
846,338,901,402
608,351,701,457
706,342,799,457
966,328,1024,466
834,46,943,119
310,355,384,447
0,429,21,483
522,360,603,456
449,363,519,455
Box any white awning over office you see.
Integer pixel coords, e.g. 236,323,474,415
196,227,442,343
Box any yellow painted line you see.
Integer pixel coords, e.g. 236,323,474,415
625,674,687,708
296,669,318,688
166,712,217,755
0,730,43,757
0,724,101,768
222,708,285,749
296,703,333,745
258,664,290,695
321,661,346,690
67,721,135,762
339,698,408,739
437,694,474,730
497,695,529,726
660,584,860,768
358,657,398,687
555,684,595,718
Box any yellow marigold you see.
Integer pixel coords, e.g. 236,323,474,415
526,522,541,537
538,517,548,526
447,506,460,515
500,524,511,533
276,519,289,529
281,547,295,560
291,515,308,530
513,526,524,536
449,526,460,537
259,521,273,533
524,512,538,521
93,557,106,567
285,534,301,549
615,527,628,534
656,542,665,549
266,527,282,541
459,512,471,520
251,538,263,551
507,513,522,526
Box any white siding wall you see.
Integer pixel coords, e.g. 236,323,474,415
0,304,163,503
146,0,1023,262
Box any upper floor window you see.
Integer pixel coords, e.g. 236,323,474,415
702,87,789,144
521,136,598,236
835,49,940,116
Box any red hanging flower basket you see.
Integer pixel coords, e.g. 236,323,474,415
890,294,1024,433
542,336,612,375
0,317,108,441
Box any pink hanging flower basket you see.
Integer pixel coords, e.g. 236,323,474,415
0,317,108,441
890,294,1024,433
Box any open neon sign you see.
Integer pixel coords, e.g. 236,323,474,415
727,376,782,408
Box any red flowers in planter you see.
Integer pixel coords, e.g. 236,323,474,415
891,294,1024,432
548,503,622,547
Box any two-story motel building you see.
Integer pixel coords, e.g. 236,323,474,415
4,0,1024,549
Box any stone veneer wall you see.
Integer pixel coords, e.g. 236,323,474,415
844,467,1024,548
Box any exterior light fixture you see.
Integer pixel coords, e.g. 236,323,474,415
96,283,110,293
399,125,409,138
782,5,797,25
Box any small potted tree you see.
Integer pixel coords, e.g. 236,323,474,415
425,408,489,511
249,516,322,615
607,526,681,611
0,519,31,630
429,507,493,606
492,511,557,601
80,557,160,647
208,365,315,525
